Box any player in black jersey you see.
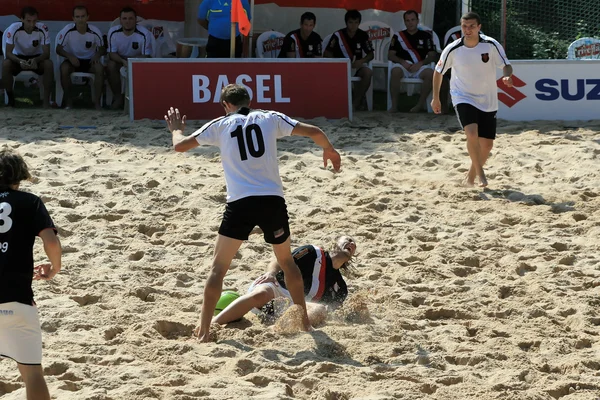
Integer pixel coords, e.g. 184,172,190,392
279,12,322,58
212,235,357,326
0,150,62,400
324,9,374,111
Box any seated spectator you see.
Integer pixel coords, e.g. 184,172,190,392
56,5,105,110
212,235,357,327
106,7,152,109
2,7,53,108
279,12,322,58
198,0,251,58
324,9,374,111
388,10,439,113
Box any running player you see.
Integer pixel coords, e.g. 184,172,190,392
0,149,62,400
213,235,357,326
431,12,513,187
107,7,153,109
56,5,105,109
2,7,53,108
324,9,374,111
388,10,439,113
164,84,342,342
279,12,323,58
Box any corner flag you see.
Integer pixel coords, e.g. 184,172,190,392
231,0,251,36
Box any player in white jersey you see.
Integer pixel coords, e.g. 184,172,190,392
0,150,62,400
107,7,153,110
164,84,342,342
56,5,105,110
1,7,53,108
431,12,513,187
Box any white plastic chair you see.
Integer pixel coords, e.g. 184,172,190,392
443,25,462,49
567,37,600,59
386,26,440,113
256,31,285,58
2,28,44,105
323,32,373,111
54,32,101,107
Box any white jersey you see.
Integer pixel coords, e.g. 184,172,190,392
56,23,103,59
108,24,152,58
436,34,510,112
4,21,50,56
191,108,298,202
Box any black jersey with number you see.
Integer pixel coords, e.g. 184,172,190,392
326,28,374,60
278,29,322,58
0,189,56,305
391,29,435,63
275,245,348,305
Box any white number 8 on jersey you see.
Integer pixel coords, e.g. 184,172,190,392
0,202,13,234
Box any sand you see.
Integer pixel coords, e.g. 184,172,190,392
1,108,599,400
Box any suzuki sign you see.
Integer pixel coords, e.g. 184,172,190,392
496,60,600,121
128,59,352,121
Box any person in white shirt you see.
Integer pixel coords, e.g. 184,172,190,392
1,7,53,108
431,12,513,187
107,7,153,110
164,84,342,342
56,5,105,109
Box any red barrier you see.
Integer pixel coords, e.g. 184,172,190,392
129,59,352,121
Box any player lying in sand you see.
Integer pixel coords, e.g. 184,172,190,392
212,235,357,327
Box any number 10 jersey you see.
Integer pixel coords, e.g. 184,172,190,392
191,107,299,202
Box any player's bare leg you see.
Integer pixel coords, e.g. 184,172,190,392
107,60,124,110
464,123,487,187
17,364,50,400
213,285,275,325
410,68,433,113
60,60,74,108
389,67,404,113
41,60,54,109
271,237,312,331
467,137,494,186
353,66,373,111
196,234,243,342
91,62,104,110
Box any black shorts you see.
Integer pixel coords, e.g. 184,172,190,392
219,195,290,244
66,58,92,73
206,35,243,58
11,55,45,76
455,103,497,140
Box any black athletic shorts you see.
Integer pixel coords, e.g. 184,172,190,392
11,55,44,76
206,35,243,58
219,195,290,244
66,58,92,73
455,103,497,140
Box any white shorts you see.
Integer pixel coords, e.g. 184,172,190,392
247,279,290,300
247,278,293,316
391,63,432,79
0,302,43,365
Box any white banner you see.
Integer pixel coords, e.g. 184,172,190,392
496,60,600,121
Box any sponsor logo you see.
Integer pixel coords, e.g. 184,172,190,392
0,310,14,316
497,75,527,107
367,27,391,41
193,74,290,104
535,78,600,101
575,43,600,58
481,53,489,63
262,36,284,53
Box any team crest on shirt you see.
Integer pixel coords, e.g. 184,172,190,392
481,53,490,63
32,40,39,47
85,41,92,48
6,32,11,39
132,41,139,50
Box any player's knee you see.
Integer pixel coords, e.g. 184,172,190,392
60,62,73,75
2,58,14,71
391,67,404,80
250,288,272,306
42,59,53,70
107,61,119,72
92,63,104,76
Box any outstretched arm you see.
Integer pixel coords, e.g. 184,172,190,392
291,122,341,171
165,107,199,152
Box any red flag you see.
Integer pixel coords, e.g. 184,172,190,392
231,0,251,36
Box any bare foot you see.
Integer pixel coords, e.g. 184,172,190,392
111,97,124,110
42,101,51,109
461,176,475,187
387,108,400,113
478,169,488,187
193,322,220,342
94,102,102,111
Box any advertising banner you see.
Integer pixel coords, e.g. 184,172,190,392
496,60,600,121
129,59,352,121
